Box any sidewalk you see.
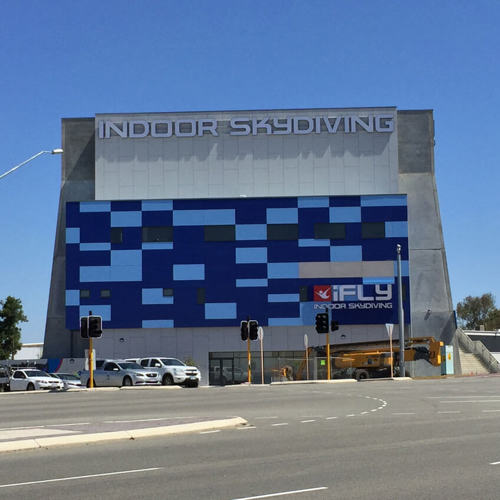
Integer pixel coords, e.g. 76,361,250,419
0,410,247,453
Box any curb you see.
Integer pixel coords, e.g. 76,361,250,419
0,417,247,454
358,377,413,382
270,379,357,385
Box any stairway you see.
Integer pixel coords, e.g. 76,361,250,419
458,347,489,376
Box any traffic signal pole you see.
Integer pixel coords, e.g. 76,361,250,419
247,335,251,384
326,308,331,381
89,310,94,389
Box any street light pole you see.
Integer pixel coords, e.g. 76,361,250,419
0,149,63,180
396,244,405,377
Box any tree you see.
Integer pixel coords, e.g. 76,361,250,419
456,293,499,330
0,296,27,360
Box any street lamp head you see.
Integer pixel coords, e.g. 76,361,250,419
51,149,63,155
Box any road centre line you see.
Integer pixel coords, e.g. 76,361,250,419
482,409,500,413
300,420,316,423
199,430,220,434
255,416,278,419
490,461,500,465
428,395,500,399
233,486,328,499
0,468,163,489
325,416,338,420
47,422,91,427
272,423,289,427
437,411,461,414
392,412,416,415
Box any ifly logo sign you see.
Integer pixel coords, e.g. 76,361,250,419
314,284,393,310
332,284,392,302
314,285,331,302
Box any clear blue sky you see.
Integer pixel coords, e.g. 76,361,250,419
1,1,499,343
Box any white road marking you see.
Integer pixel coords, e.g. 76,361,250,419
232,486,328,499
325,416,338,420
237,426,256,430
271,423,289,427
360,412,369,415
300,420,316,423
437,411,461,414
392,413,416,415
47,422,91,427
0,468,163,489
346,414,355,417
199,430,220,434
490,461,500,465
0,428,79,440
428,395,500,399
482,410,500,413
440,400,500,404
370,409,377,412
255,416,278,419
103,417,171,423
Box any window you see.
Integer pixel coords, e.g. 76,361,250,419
299,286,309,302
314,223,345,240
204,225,235,242
267,224,298,240
197,288,205,305
362,222,385,239
80,289,90,299
140,359,149,367
163,288,174,297
142,226,173,242
100,289,111,298
111,227,123,244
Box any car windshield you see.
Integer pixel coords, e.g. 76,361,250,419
24,370,48,377
160,359,185,366
117,362,142,370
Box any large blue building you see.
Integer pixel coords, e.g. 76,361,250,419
43,107,456,381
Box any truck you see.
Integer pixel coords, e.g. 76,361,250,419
80,360,161,387
296,337,444,381
131,357,201,387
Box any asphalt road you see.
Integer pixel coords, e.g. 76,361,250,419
0,377,499,499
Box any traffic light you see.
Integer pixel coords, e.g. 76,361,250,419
80,317,88,339
240,321,249,341
315,313,329,333
331,320,339,332
88,315,103,338
249,320,259,340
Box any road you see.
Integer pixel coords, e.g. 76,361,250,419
0,377,499,499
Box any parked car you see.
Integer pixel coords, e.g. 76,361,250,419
80,360,161,387
9,369,64,391
0,365,10,391
51,373,84,389
129,357,201,387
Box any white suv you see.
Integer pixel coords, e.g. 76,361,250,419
134,358,201,387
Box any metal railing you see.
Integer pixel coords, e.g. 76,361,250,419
455,328,500,373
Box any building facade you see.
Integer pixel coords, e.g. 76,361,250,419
43,107,457,380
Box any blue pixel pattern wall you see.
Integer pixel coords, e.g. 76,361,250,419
65,195,410,330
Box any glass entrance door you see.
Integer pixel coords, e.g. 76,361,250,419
209,358,234,386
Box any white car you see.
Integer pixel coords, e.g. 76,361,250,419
9,369,64,391
51,373,84,390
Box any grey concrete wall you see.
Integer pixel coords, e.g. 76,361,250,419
397,110,455,376
43,119,95,358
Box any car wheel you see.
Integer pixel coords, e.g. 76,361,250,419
86,378,97,388
26,383,35,391
163,374,174,385
190,381,199,388
122,376,133,387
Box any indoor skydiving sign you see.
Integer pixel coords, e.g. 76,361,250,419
97,114,395,139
